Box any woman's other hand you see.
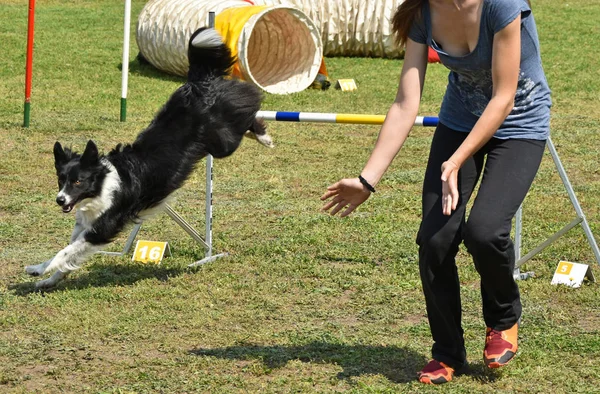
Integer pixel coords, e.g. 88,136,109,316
321,178,371,217
441,160,459,216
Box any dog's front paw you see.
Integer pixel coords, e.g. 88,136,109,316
34,270,68,290
35,277,58,290
25,264,45,276
256,133,275,148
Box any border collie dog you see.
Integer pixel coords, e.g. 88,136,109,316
25,28,273,289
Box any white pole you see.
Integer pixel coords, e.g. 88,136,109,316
120,0,131,122
204,11,216,259
188,11,228,267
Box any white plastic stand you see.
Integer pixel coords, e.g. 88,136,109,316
514,137,600,280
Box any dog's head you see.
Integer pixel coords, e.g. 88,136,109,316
53,140,109,213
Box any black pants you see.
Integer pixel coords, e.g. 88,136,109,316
416,123,546,369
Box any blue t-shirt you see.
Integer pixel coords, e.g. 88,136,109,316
409,0,551,140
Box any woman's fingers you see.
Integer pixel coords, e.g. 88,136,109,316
322,193,342,209
450,178,459,211
340,204,357,218
440,164,453,182
321,200,337,212
322,191,354,216
320,189,338,201
329,198,352,217
322,194,348,213
329,200,348,216
441,164,459,216
442,191,452,216
321,178,369,217
327,182,341,191
442,182,450,215
320,184,340,200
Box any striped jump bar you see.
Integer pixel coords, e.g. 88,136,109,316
256,111,439,127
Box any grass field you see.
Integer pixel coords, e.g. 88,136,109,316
1,0,599,392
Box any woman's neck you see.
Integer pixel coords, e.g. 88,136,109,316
429,0,485,56
430,0,482,11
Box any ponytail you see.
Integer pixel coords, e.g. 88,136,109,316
391,0,425,48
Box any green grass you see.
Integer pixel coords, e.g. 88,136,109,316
1,0,600,392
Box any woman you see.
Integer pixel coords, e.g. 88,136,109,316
321,0,551,385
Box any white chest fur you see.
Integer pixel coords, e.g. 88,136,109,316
76,160,121,228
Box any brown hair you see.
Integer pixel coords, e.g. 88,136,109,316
391,0,425,49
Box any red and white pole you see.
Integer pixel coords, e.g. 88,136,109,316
23,0,36,127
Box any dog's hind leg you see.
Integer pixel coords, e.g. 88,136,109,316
245,118,274,148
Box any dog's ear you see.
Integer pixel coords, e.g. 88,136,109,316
53,141,68,169
80,140,99,167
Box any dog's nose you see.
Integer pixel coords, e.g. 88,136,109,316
56,196,66,206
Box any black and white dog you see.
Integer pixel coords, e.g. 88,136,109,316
25,27,273,289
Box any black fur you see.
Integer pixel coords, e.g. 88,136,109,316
54,141,109,213
53,27,271,249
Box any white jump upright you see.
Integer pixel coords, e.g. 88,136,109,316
514,137,600,272
185,11,229,266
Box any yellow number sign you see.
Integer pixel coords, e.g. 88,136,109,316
132,240,170,264
557,261,573,275
551,260,595,288
334,79,358,91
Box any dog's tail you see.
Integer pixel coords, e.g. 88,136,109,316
187,27,236,82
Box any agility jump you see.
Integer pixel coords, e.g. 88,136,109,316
256,111,600,274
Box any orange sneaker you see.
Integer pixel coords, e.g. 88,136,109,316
484,323,518,368
417,359,454,384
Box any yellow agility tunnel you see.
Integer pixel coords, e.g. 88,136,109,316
136,0,324,95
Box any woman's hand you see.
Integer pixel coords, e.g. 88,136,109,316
441,160,459,216
321,178,371,217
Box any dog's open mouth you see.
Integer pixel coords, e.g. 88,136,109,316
61,203,75,213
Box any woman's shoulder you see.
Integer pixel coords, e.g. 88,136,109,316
484,0,531,33
484,0,530,15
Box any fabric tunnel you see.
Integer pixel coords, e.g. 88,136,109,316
136,0,324,95
252,0,406,58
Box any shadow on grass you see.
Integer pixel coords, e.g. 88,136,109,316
117,55,185,84
191,343,501,384
9,262,194,295
191,342,427,383
457,362,501,383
